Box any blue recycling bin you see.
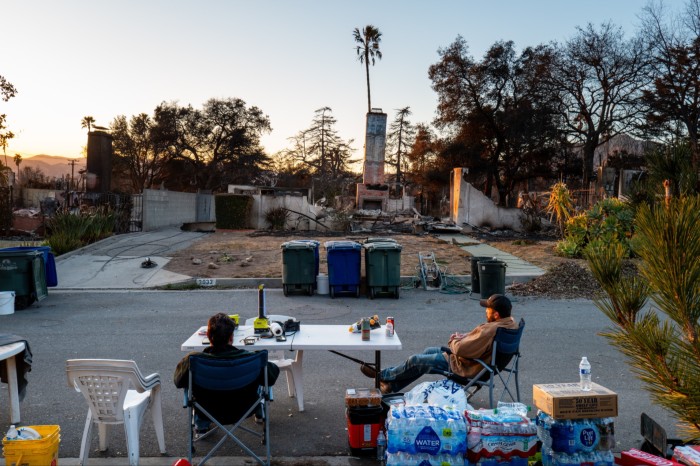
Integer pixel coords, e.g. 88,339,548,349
324,241,362,298
1,246,57,287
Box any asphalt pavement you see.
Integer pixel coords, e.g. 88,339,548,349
0,227,680,465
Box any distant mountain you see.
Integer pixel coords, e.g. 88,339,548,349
16,154,86,180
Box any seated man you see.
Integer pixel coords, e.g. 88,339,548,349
361,294,518,393
174,313,280,435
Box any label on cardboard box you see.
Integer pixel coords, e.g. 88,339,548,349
533,382,618,419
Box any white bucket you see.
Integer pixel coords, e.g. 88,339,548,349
316,274,329,295
0,291,15,315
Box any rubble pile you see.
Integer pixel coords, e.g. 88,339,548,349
509,262,604,299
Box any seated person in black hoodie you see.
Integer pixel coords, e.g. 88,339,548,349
174,313,280,435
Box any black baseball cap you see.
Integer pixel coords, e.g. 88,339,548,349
479,294,512,314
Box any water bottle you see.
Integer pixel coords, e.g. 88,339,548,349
376,429,387,462
579,357,592,391
5,425,18,440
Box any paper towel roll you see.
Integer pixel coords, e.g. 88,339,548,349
270,322,283,336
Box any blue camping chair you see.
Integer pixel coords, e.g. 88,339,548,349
440,318,525,409
184,351,271,466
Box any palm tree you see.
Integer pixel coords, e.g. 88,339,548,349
13,153,21,185
81,116,95,133
353,25,382,113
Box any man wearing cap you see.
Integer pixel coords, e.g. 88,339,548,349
360,294,518,394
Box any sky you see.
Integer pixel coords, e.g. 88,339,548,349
1,0,687,161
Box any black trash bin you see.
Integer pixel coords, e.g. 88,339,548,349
0,250,48,310
477,259,507,299
469,256,493,294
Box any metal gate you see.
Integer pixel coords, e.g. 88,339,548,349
195,191,212,222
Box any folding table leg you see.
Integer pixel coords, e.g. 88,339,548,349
5,355,20,424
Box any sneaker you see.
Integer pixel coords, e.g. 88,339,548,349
194,424,214,441
380,381,392,395
360,363,377,378
254,414,264,424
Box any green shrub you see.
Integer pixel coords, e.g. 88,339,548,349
45,211,116,255
555,198,635,258
47,231,85,256
555,238,580,258
215,194,253,229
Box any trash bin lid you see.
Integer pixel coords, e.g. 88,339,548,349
0,250,43,258
363,242,402,251
365,237,397,244
280,241,315,250
289,239,320,248
324,241,362,250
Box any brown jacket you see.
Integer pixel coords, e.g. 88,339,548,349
445,316,517,379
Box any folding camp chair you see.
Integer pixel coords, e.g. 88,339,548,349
184,350,271,466
440,318,525,409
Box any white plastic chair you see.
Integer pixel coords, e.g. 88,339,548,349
244,315,304,411
66,359,166,466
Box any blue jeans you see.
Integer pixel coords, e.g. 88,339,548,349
379,346,450,393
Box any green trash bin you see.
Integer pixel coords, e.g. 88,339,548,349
363,241,402,299
281,241,317,296
477,259,507,299
0,250,48,310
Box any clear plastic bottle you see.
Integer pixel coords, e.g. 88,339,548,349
376,429,386,462
579,357,592,391
5,425,18,440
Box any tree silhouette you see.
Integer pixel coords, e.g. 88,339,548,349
386,106,415,186
353,25,382,113
81,116,95,133
13,153,21,184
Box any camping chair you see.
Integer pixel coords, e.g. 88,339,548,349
184,350,271,466
440,318,525,409
65,359,166,466
245,315,304,411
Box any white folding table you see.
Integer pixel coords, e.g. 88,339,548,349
181,324,402,412
0,341,26,424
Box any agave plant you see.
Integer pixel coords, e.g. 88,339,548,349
545,181,573,238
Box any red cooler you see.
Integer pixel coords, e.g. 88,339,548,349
346,405,384,456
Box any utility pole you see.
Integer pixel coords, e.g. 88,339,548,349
68,159,77,190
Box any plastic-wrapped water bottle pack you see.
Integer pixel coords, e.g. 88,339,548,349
466,402,538,465
535,410,616,466
386,452,466,465
386,404,468,457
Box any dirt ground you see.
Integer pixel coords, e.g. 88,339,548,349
163,230,595,298
165,230,567,278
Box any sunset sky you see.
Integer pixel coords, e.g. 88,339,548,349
2,0,683,161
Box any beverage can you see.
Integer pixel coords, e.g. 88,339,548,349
361,318,370,341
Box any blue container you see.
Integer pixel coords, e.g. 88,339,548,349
324,241,362,298
1,246,57,287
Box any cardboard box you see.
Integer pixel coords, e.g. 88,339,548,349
616,449,683,466
533,382,618,419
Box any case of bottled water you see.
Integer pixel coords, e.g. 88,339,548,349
536,410,616,466
386,404,467,457
466,403,538,465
